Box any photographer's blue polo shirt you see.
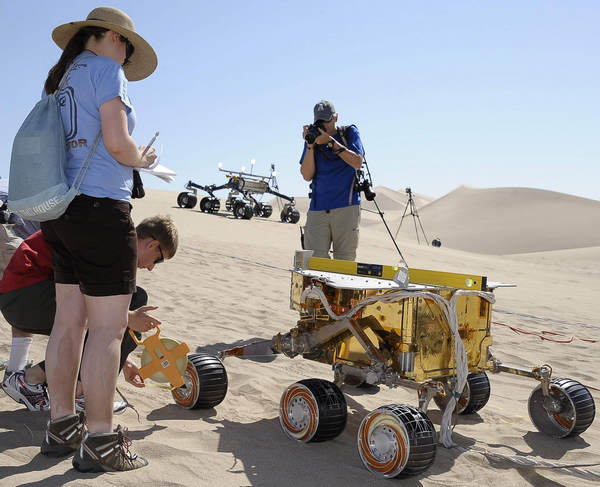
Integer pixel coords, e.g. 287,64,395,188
299,125,364,211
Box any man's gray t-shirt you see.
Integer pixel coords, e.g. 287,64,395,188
58,52,136,201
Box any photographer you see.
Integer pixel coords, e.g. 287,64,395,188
300,100,365,260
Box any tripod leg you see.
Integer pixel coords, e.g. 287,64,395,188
394,199,411,240
410,200,420,245
416,213,429,245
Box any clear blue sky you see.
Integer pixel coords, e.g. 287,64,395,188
1,1,598,201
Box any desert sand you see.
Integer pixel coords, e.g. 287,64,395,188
0,186,598,486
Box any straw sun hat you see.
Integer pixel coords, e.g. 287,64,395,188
52,6,157,81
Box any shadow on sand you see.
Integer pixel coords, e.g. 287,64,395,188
0,408,163,486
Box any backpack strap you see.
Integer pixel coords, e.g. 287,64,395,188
71,131,102,192
56,55,104,193
336,125,348,148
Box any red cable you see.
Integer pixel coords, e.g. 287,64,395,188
492,321,597,343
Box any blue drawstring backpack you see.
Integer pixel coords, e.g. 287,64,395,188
8,59,100,222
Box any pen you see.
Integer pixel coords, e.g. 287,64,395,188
141,131,159,157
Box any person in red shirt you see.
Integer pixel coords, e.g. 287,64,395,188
0,215,178,412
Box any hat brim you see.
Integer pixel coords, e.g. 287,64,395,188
52,21,157,81
314,114,334,123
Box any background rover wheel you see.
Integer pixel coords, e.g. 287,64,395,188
208,198,221,213
242,204,253,219
288,209,300,223
358,404,437,478
177,192,197,209
171,354,228,409
185,194,197,208
280,207,300,224
261,204,273,218
279,378,347,443
528,377,595,438
433,372,491,414
200,197,210,212
233,201,245,218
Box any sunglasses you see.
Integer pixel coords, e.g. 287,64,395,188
150,235,164,264
119,34,135,66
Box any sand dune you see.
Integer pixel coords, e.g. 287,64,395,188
399,186,600,254
0,188,598,486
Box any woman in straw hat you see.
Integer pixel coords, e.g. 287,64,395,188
38,7,159,472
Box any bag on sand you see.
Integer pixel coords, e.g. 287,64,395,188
8,59,100,222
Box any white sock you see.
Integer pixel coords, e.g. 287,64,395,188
7,337,33,372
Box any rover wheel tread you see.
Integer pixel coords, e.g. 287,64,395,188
279,378,347,443
433,372,490,415
185,194,197,209
528,377,595,438
358,404,436,478
261,205,273,218
461,372,491,414
177,192,196,209
172,354,228,409
200,197,210,212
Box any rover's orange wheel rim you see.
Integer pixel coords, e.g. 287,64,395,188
171,361,199,408
550,386,574,429
358,410,408,477
279,384,319,442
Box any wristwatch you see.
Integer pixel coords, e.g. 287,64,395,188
327,140,335,150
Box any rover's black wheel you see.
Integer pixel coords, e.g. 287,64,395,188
233,201,245,218
279,378,347,442
177,192,193,208
528,377,595,438
288,209,300,224
200,197,210,212
172,354,228,409
185,195,197,209
358,404,437,478
253,203,264,216
242,204,253,219
208,198,221,213
261,205,273,218
280,207,299,223
434,372,491,415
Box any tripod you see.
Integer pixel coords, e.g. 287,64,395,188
394,188,429,245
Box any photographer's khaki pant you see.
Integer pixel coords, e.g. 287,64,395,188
304,205,360,261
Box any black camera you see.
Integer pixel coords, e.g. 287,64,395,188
131,169,145,199
304,120,324,144
354,170,376,201
405,187,412,195
0,201,9,224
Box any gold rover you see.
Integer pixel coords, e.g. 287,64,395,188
220,254,596,478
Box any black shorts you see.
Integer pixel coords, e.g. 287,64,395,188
40,194,137,296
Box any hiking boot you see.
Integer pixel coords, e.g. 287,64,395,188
1,369,50,412
73,426,148,472
75,396,128,415
41,412,86,457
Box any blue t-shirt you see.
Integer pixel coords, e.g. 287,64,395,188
57,52,136,201
299,125,364,211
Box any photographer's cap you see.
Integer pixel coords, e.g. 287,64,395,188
314,100,336,122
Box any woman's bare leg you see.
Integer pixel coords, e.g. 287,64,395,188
80,293,131,433
45,283,86,420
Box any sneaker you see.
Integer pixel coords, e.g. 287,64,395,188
73,426,148,472
41,412,86,457
75,396,128,415
1,369,50,412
